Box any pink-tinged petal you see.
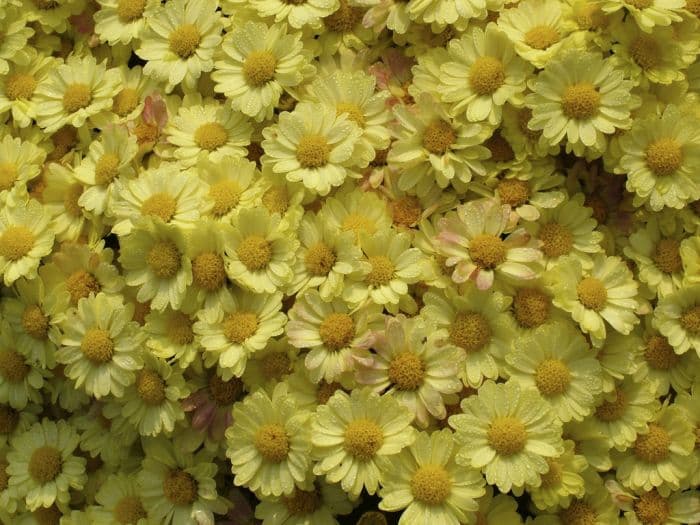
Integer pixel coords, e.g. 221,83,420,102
475,269,494,290
436,230,463,244
452,262,477,284
182,390,210,411
192,403,217,431
209,411,229,441
503,229,532,247
143,93,168,129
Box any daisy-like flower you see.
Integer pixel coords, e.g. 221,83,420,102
653,285,700,356
91,472,151,525
527,439,588,511
471,486,522,525
610,483,700,525
449,379,564,493
41,163,88,243
378,429,485,525
33,55,120,133
0,199,54,286
318,187,392,244
675,383,700,487
144,302,200,369
595,329,642,394
311,388,416,498
0,134,45,206
56,292,145,399
241,338,297,394
136,0,223,92
185,220,233,309
618,105,700,211
261,102,363,196
435,198,543,290
247,0,339,28
439,23,531,126
355,315,464,428
7,419,86,511
197,156,259,223
635,328,697,397
226,382,312,497
212,21,315,122
287,289,383,383
0,322,45,410
254,171,306,232
110,65,159,124
600,0,683,31
0,8,33,75
94,0,160,45
545,254,639,347
27,0,85,33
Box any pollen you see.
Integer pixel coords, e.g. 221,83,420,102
262,186,289,215
485,132,515,162
634,423,671,463
80,328,114,364
305,242,337,276
524,25,560,50
341,214,376,235
167,311,194,345
134,121,159,146
29,446,62,484
576,277,607,311
136,369,166,406
561,83,600,120
316,381,343,404
0,163,17,191
344,418,384,460
449,312,492,352
634,490,670,525
497,179,530,207
487,416,528,455
237,235,272,271
645,138,683,176
540,458,563,487
169,24,200,59
337,102,366,127
422,120,456,155
64,183,83,217
242,50,277,87
62,83,92,113
261,352,292,381
595,388,627,422
192,251,227,291
630,35,660,70
283,488,320,516
21,304,49,340
539,222,574,258
114,495,147,525
116,0,147,23
146,240,181,279
469,234,506,269
410,464,452,505
513,287,551,328
324,0,363,32
0,405,18,435
365,255,395,286
66,270,101,304
559,500,597,525
296,134,330,169
680,305,700,334
319,312,355,350
209,180,241,217
163,469,198,505
0,226,35,261
652,239,682,274
644,335,679,370
94,153,121,185
0,350,30,383
222,311,258,344
535,358,571,396
5,73,37,101
388,351,425,391
112,88,139,117
470,56,506,96
196,122,228,152
209,374,242,405
141,192,177,222
391,196,422,227
254,423,289,462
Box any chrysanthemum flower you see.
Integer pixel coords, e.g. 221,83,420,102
528,439,588,511
318,187,392,244
109,65,159,124
595,329,641,394
41,163,88,243
247,0,339,28
610,482,700,525
0,322,45,410
184,371,243,446
0,49,56,128
254,172,306,232
184,220,232,309
450,379,564,493
226,383,312,496
653,285,700,356
600,0,684,32
0,8,33,76
144,302,200,369
241,338,298,394
27,0,85,33
0,135,45,206
675,384,700,487
196,156,259,224
470,486,522,525
91,472,151,525
635,328,697,397
312,388,416,498
94,0,159,45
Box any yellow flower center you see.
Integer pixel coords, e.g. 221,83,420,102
169,24,200,59
575,2,608,29
634,490,670,525
209,180,241,216
630,35,660,70
112,88,139,117
62,83,92,113
261,352,291,381
634,423,671,463
391,196,422,228
237,235,272,271
296,134,330,169
0,163,17,191
283,489,320,516
162,469,198,505
222,311,258,344
64,183,83,217
595,389,627,422
487,416,528,455
627,0,652,8
0,405,19,435
114,495,147,525
485,132,515,162
0,350,29,383
80,328,114,364
341,213,376,235
539,222,573,258
194,122,228,152
422,120,456,155
136,369,166,405
470,56,506,96
449,312,491,352
410,464,452,505
645,138,683,176
524,25,560,50
192,251,226,291
146,240,181,279
209,374,242,405
5,73,37,101
94,153,121,185
497,179,530,207
652,239,682,274
469,234,506,269
0,226,35,261
644,335,679,370
337,102,366,127
513,287,551,328
116,0,146,22
22,304,49,340
388,351,425,391
323,0,363,32
535,358,571,396
366,255,395,286
561,83,600,120
540,458,563,487
141,192,177,222
243,51,277,87
316,381,343,404
305,242,336,276
134,121,159,146
680,305,700,334
66,270,101,304
167,311,194,345
262,186,289,215
254,423,289,462
319,312,355,350
29,446,62,484
344,418,384,460
576,277,607,311
559,500,597,525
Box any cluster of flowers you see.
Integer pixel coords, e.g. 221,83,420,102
0,0,700,524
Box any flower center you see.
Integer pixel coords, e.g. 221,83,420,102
222,311,258,344
80,328,114,364
388,351,425,391
66,270,101,304
469,234,506,269
627,0,652,8
595,389,627,422
366,255,395,286
254,423,289,462
261,352,291,380
644,335,678,370
540,458,563,487
167,311,194,345
62,83,92,113
410,464,452,505
337,102,365,127
344,418,384,460
163,469,198,505
0,226,34,261
634,490,670,525
194,122,228,152
422,120,455,155
262,186,289,215
22,304,49,340
64,183,83,217
535,358,571,396
6,73,37,101
645,138,683,176
29,446,62,484
116,0,146,22
33,506,62,525
561,83,600,120
146,240,181,279
94,153,120,185
209,180,241,216
449,312,491,352
559,500,597,525
391,196,422,227
630,35,660,70
296,134,330,169
470,56,506,96
0,163,17,191
134,122,159,146
634,423,671,463
539,222,573,258
112,88,139,117
324,0,363,32
209,374,242,405
513,287,551,328
237,235,272,271
487,416,528,455
680,305,700,334
652,239,682,274
319,312,355,350
342,214,376,235
114,495,147,525
243,51,277,87
136,369,166,405
524,25,560,49
305,242,336,276
192,251,226,291
141,192,177,222
0,405,18,435
316,381,343,404
0,350,29,382
498,179,530,207
169,24,200,59
283,488,320,515
576,277,607,311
